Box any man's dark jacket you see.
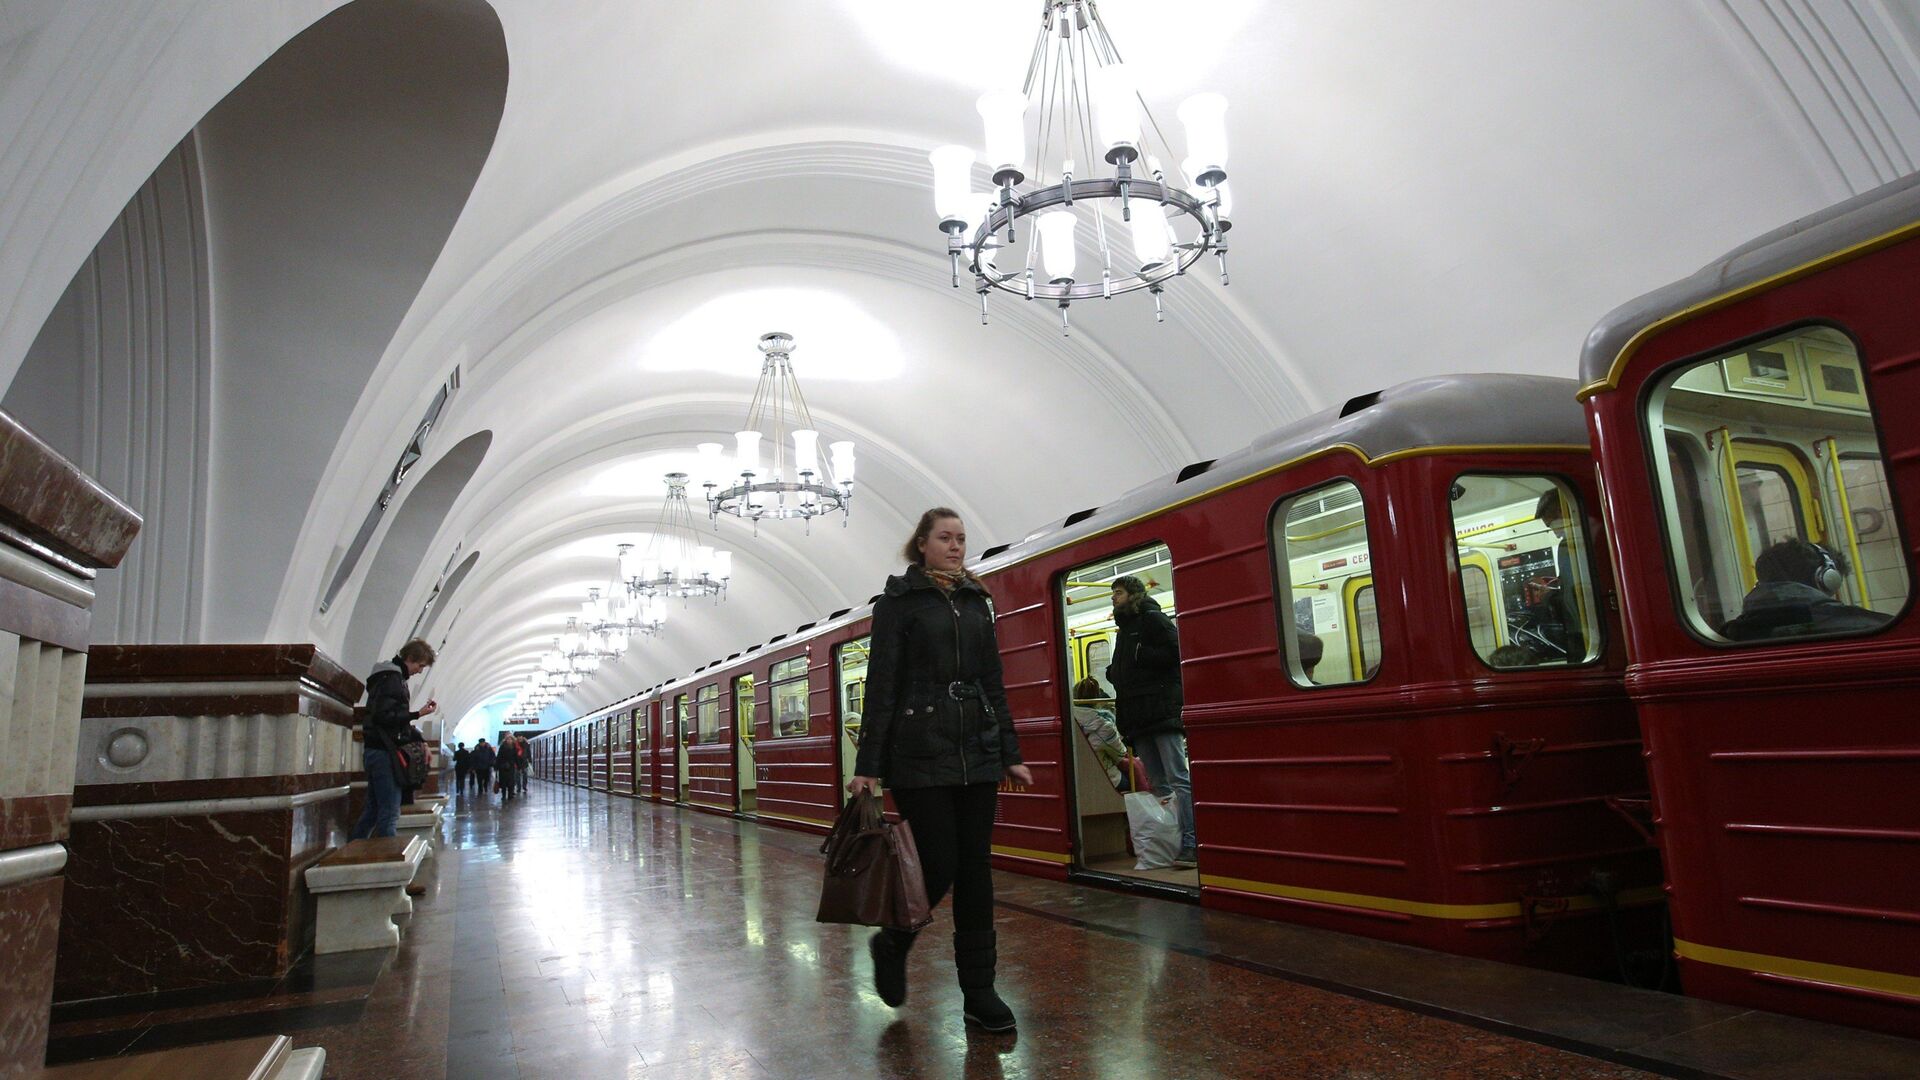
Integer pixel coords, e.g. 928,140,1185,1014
1106,595,1183,743
471,744,496,773
852,565,1022,789
362,657,420,754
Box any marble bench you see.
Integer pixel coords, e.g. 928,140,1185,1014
304,836,425,953
35,1034,323,1079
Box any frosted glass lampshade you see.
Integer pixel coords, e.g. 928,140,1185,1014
1091,62,1141,153
1177,93,1229,177
696,442,725,487
1037,210,1078,280
829,441,855,483
714,550,732,581
1213,180,1233,220
929,145,976,222
734,430,762,475
793,429,820,476
1130,206,1173,268
639,553,661,583
976,90,1027,176
617,544,638,583
696,545,716,579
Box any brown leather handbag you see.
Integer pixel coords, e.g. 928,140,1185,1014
816,792,933,932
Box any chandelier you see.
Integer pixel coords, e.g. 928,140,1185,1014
628,475,731,597
930,0,1232,331
703,332,855,528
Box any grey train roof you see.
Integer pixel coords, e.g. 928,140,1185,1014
569,373,1589,716
972,372,1587,574
1580,170,1920,390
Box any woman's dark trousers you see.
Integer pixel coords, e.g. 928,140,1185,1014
885,782,1014,1029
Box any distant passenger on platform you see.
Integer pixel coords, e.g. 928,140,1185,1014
496,736,523,802
453,742,470,796
1722,538,1891,641
848,507,1031,1034
1106,575,1196,869
517,736,534,793
470,739,495,799
349,639,437,840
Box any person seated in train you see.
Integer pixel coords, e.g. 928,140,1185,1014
1298,632,1324,683
1488,644,1537,668
1722,538,1892,641
1105,575,1195,867
1069,677,1130,793
1515,489,1585,661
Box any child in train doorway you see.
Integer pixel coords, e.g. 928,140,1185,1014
1106,575,1197,868
847,508,1033,1034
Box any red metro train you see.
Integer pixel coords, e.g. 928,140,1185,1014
534,172,1920,1037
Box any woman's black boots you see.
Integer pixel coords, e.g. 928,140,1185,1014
869,928,915,1007
954,930,1016,1032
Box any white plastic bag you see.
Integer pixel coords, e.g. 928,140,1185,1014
1124,790,1180,870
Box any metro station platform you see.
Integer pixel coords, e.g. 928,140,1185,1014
48,783,1920,1080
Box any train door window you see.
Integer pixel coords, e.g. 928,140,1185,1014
1646,327,1909,643
1460,561,1499,656
1056,542,1193,889
1449,475,1603,668
1838,454,1904,610
770,657,810,737
695,684,720,744
1273,480,1377,686
836,637,869,791
635,707,647,748
734,675,756,739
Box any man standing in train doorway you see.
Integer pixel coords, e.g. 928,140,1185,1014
1106,575,1196,867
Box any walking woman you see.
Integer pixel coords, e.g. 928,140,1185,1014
848,508,1031,1033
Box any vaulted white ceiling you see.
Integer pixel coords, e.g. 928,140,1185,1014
2,0,1917,742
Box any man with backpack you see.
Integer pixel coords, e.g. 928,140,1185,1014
349,639,438,840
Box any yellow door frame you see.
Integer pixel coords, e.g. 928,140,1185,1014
1456,551,1505,651
1820,438,1872,610
1342,575,1376,678
1728,439,1824,589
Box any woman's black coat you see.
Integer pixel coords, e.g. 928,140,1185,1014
1106,596,1184,742
852,565,1022,788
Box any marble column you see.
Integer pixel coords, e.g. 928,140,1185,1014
0,411,138,1075
55,645,363,1002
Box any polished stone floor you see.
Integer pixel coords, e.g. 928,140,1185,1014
56,782,1920,1079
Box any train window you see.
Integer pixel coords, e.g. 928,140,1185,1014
673,694,688,743
837,638,869,746
1647,327,1909,643
1450,475,1603,668
695,684,721,744
635,707,647,748
770,657,810,738
1274,480,1377,686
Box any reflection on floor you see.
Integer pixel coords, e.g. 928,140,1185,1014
48,782,1920,1079
1083,852,1200,889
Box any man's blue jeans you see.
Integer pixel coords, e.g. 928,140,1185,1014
1132,732,1195,853
349,746,401,840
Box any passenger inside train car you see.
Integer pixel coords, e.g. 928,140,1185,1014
1275,480,1380,685
1645,328,1912,643
836,637,868,789
1057,544,1198,888
1449,475,1604,668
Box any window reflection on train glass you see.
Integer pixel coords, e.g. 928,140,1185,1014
695,685,720,744
770,657,809,737
1449,475,1602,668
1646,327,1910,643
674,694,688,742
1056,542,1195,887
1274,480,1376,686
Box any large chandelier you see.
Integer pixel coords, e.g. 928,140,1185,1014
930,0,1232,330
628,475,731,598
703,332,855,529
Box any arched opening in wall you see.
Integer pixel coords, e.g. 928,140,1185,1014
342,430,492,671
2,0,509,646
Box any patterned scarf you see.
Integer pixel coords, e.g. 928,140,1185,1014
924,566,974,592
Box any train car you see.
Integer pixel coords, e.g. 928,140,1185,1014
1580,174,1920,1034
529,373,1660,973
